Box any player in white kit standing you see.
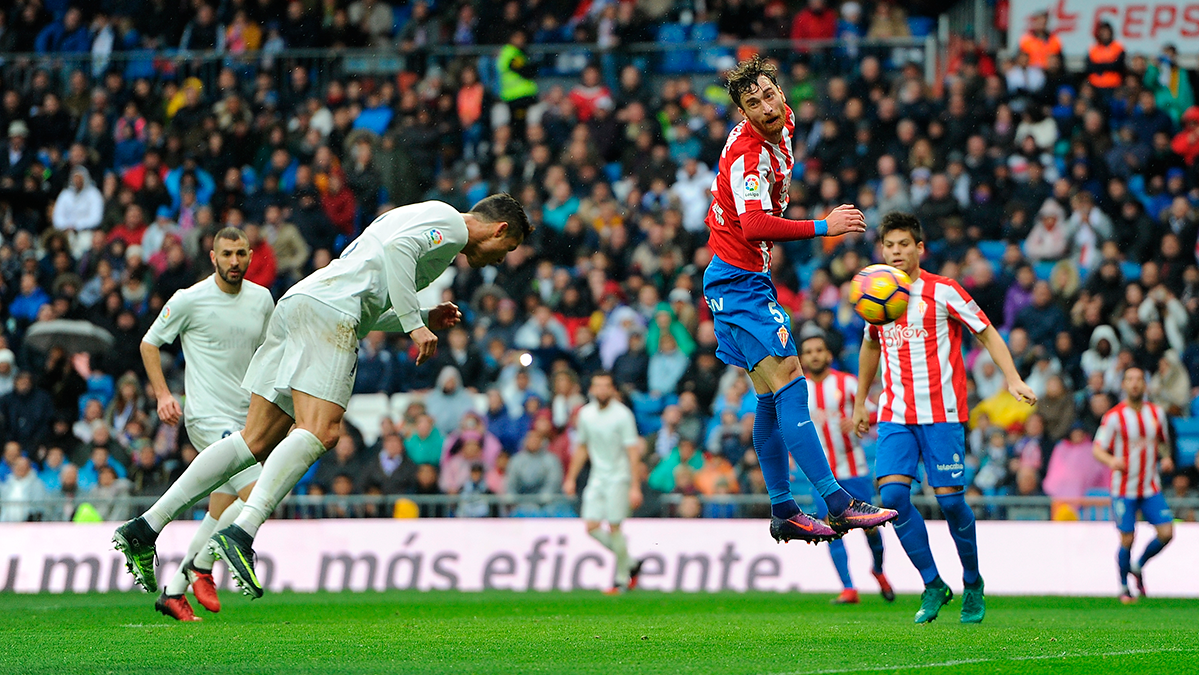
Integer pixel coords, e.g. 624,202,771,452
563,372,645,593
139,227,274,620
115,195,529,598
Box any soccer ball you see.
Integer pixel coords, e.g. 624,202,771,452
848,264,911,325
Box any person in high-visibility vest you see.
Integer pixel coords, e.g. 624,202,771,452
497,30,539,138
1018,11,1061,69
1086,21,1125,91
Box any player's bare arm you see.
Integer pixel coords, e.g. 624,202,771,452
626,439,644,511
1158,435,1174,474
975,326,1037,406
1092,439,1127,472
852,338,881,438
140,340,182,426
563,443,589,496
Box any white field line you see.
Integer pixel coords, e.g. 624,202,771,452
768,647,1199,675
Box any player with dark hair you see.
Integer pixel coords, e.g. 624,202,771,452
140,227,274,620
798,328,893,604
703,56,897,545
1092,367,1175,603
115,195,529,597
852,212,1037,623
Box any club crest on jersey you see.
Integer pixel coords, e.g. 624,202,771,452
744,174,762,198
777,326,789,347
915,300,928,316
427,228,444,246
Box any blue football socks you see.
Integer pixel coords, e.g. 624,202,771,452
1137,538,1168,570
866,528,885,575
773,377,851,515
1118,546,1132,587
753,393,801,520
936,489,980,586
828,538,853,589
880,482,939,585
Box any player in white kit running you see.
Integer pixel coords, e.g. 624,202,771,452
563,372,644,593
140,227,274,620
115,195,529,598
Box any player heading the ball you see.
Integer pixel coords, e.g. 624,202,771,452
702,55,897,545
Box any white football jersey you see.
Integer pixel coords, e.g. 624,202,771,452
284,201,469,337
143,275,275,434
574,399,640,482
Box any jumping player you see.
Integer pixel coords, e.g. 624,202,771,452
563,372,644,593
139,228,274,620
852,213,1037,624
115,195,528,597
703,56,897,545
1092,367,1174,604
798,328,894,604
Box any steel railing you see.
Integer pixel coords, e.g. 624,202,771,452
3,493,1197,522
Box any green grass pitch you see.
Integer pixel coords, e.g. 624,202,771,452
1,591,1196,674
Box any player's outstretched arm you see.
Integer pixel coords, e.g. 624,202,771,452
976,326,1037,406
140,340,182,426
852,338,881,438
741,204,865,243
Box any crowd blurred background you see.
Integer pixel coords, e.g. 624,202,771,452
0,0,1196,523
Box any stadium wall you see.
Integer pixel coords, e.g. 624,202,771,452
4,520,1198,597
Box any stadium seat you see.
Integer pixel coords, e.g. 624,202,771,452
1120,261,1143,281
1078,489,1112,521
390,392,415,423
656,24,694,74
907,17,935,38
1173,418,1199,468
977,240,1006,262
345,393,391,446
472,393,489,416
692,23,731,73
393,498,419,518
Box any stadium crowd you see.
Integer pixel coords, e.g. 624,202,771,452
0,0,1197,523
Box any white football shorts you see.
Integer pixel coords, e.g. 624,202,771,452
581,476,631,524
242,294,360,420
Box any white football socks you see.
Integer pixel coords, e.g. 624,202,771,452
143,432,256,533
234,429,326,538
588,528,613,549
610,530,631,585
193,499,245,570
164,513,219,596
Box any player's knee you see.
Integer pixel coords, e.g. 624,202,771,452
1159,527,1174,545
878,482,910,511
315,425,341,450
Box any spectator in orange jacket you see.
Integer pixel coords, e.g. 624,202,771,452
1018,11,1061,69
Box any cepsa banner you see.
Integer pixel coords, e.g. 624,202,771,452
1009,0,1199,57
2,519,1199,596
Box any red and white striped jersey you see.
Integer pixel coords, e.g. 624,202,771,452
865,271,991,425
1095,401,1169,498
704,105,795,273
807,369,869,479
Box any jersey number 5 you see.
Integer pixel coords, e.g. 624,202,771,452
768,302,786,324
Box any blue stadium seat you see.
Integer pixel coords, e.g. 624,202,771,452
1034,261,1055,281
656,24,694,74
907,17,935,38
1120,261,1143,281
392,4,412,37
1173,418,1199,468
1079,489,1112,521
977,240,1005,262
692,23,731,73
